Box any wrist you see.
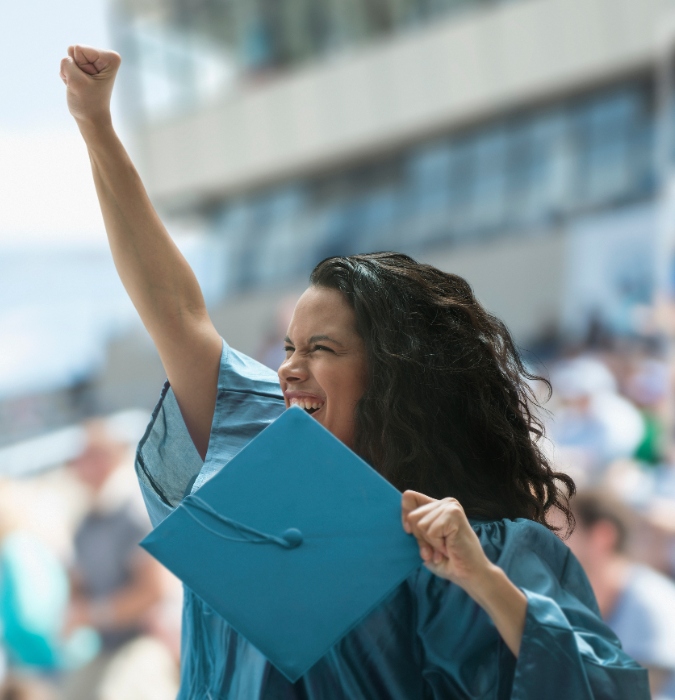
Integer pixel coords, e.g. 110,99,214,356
463,562,511,610
76,114,115,142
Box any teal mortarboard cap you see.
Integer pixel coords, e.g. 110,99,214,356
140,406,421,682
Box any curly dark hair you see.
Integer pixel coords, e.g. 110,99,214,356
310,252,575,531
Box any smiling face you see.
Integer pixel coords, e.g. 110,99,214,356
278,286,368,449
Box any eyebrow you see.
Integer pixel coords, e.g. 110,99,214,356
284,335,345,347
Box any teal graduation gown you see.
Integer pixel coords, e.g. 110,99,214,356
135,340,650,699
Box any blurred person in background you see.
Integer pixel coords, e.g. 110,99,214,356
567,491,675,700
0,478,69,685
61,420,178,700
622,352,670,466
0,478,66,672
547,355,645,484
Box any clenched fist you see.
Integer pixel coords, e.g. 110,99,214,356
60,45,121,125
402,491,492,590
402,491,529,657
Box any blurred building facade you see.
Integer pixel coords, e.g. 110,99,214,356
109,0,672,352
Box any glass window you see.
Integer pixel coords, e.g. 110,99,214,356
444,138,475,237
406,141,454,218
470,127,508,231
252,186,308,285
208,80,655,294
359,188,401,250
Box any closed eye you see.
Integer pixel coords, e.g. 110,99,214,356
283,344,336,354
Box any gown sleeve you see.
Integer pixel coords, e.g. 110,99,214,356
415,519,650,700
502,521,650,700
134,338,285,527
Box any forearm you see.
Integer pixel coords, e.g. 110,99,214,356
79,120,208,344
467,563,527,657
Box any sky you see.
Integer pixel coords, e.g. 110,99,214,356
0,0,113,243
0,1,222,402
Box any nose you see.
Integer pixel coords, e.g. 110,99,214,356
278,353,309,385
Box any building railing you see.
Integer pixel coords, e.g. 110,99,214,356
113,0,519,122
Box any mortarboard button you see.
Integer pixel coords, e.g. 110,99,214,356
281,528,303,548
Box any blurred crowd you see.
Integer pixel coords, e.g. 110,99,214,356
2,314,675,699
0,420,181,700
539,333,675,700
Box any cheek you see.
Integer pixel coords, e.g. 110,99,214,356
349,359,369,402
324,374,362,413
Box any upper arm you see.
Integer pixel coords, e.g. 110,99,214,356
155,317,224,460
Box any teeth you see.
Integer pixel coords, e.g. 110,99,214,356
289,398,324,411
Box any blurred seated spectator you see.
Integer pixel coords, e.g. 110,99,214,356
0,479,69,673
548,356,645,483
61,420,176,700
567,491,675,700
623,356,670,465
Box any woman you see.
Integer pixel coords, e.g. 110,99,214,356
60,46,650,698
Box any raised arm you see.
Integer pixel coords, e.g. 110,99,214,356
60,45,222,459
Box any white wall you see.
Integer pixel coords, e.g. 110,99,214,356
420,231,566,344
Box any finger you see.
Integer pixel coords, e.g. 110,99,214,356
75,45,121,75
416,500,461,533
414,510,452,555
72,45,100,76
408,501,442,522
424,514,456,556
402,490,436,532
406,501,452,541
403,501,440,534
416,538,433,562
425,556,446,574
402,490,435,516
404,498,442,526
407,503,444,539
60,56,78,84
431,546,447,564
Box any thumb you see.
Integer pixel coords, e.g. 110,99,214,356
59,56,81,85
401,490,436,531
